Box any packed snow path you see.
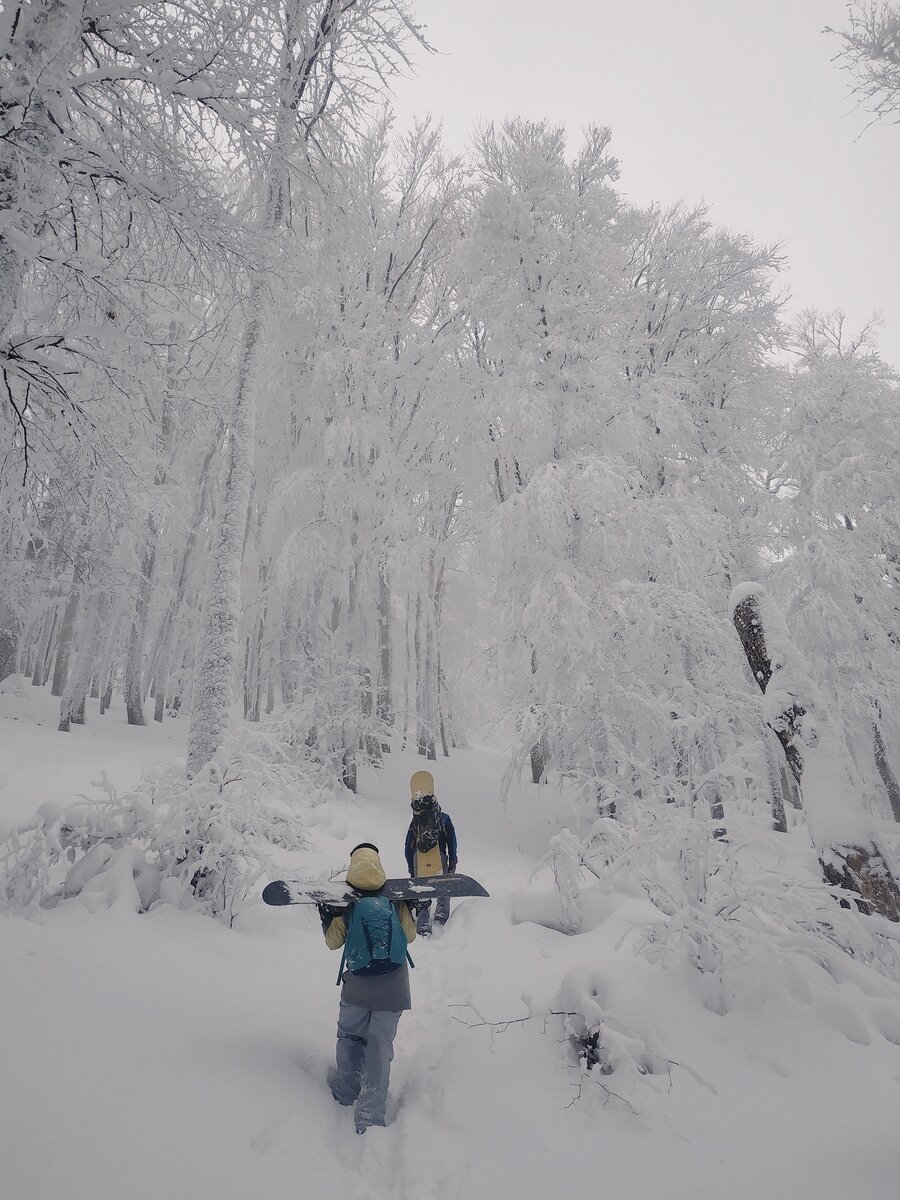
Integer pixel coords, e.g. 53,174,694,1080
2,690,900,1199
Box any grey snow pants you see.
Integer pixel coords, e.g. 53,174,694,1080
415,893,450,934
331,1002,402,1128
415,848,451,934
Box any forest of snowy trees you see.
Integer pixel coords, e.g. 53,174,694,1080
2,1,900,926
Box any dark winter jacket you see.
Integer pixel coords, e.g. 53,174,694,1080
405,811,457,876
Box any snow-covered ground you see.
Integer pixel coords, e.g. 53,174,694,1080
2,685,900,1200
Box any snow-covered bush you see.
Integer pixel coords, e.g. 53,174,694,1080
263,650,393,785
546,797,900,1084
0,724,338,922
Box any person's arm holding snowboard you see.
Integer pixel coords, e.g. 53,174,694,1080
442,812,458,873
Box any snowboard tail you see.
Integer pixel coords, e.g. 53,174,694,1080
409,769,435,798
262,873,489,908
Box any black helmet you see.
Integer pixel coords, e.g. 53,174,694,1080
349,842,379,856
411,793,438,816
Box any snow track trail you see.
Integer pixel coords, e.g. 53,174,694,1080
3,700,900,1200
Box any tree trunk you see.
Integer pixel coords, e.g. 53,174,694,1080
415,589,427,756
280,618,296,706
359,665,376,762
341,743,357,793
153,664,168,723
732,585,900,921
873,724,900,823
247,559,270,724
96,604,122,716
401,590,412,751
125,353,176,723
0,596,20,683
764,728,788,833
266,661,275,715
59,588,102,731
242,634,253,720
665,714,686,805
32,606,58,686
101,667,115,716
694,734,727,839
437,654,450,758
780,762,803,811
186,312,259,774
87,592,113,706
124,541,155,725
422,577,437,761
376,553,392,749
439,665,460,752
50,554,85,697
151,610,174,722
529,646,547,783
151,431,220,724
680,644,727,835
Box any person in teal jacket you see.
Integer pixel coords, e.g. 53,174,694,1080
318,843,417,1133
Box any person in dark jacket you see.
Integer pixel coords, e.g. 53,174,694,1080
404,792,458,934
318,843,417,1132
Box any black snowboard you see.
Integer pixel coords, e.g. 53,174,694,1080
262,873,489,908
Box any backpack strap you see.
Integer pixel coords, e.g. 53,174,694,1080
392,900,415,969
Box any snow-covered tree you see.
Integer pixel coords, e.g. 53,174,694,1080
258,114,466,779
765,312,900,823
186,1,426,776
830,1,900,125
732,582,900,921
0,0,269,472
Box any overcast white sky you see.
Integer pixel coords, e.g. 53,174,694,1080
389,0,900,367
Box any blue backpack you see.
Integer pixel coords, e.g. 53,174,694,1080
337,895,412,984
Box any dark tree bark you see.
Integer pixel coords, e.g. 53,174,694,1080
341,745,357,793
530,645,547,784
733,595,804,780
0,605,19,683
32,606,58,686
764,729,788,833
530,738,548,785
873,724,900,823
101,667,115,716
265,664,275,716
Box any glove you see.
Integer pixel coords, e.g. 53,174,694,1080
317,903,343,933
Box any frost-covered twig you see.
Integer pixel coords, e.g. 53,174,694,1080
565,1071,636,1114
448,1002,576,1034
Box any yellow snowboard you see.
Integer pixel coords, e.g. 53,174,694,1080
410,769,435,798
414,844,443,877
